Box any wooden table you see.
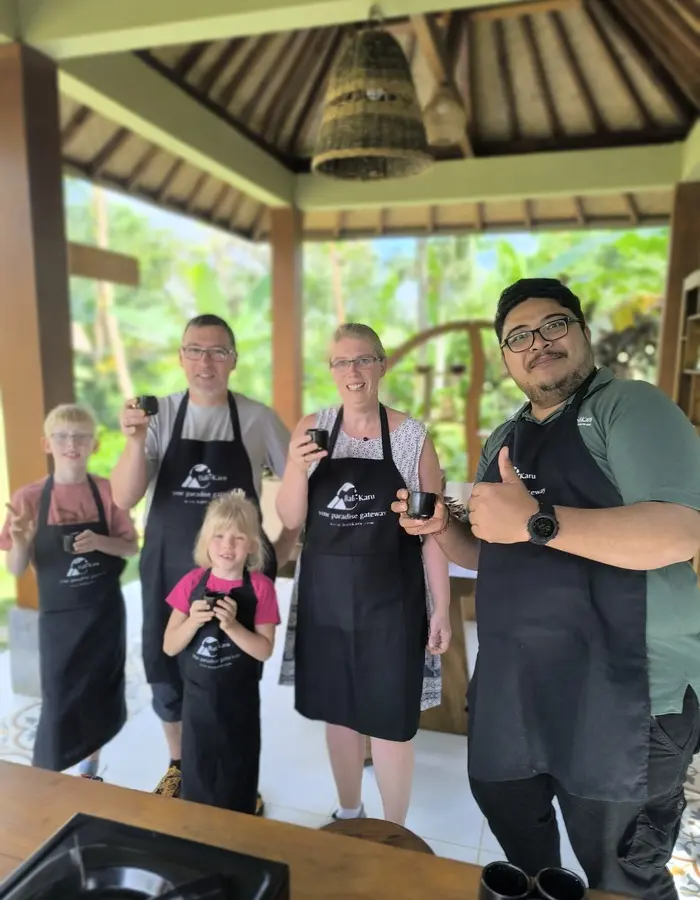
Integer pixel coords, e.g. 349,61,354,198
0,762,623,899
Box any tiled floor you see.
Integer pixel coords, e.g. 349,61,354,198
2,580,700,894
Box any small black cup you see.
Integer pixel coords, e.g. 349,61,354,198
134,395,159,417
305,428,329,452
203,590,224,611
535,867,587,900
406,491,437,519
479,861,531,900
63,533,78,553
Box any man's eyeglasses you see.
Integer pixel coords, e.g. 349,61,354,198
329,355,382,372
501,317,582,353
50,432,94,446
181,346,234,362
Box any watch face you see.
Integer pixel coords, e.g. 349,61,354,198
533,516,556,539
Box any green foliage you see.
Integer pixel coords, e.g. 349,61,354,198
64,177,669,485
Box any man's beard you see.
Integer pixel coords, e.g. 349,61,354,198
524,355,595,409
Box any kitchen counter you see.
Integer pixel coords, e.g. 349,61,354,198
0,762,622,898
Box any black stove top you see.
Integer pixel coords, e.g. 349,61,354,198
0,813,289,899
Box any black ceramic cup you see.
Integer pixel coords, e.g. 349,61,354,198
63,533,78,553
406,491,437,519
479,861,531,900
535,867,587,900
134,395,159,417
203,590,225,611
305,428,329,452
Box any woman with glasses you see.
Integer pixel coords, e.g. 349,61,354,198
111,313,298,811
276,323,450,826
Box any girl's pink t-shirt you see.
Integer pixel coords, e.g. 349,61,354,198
166,568,280,626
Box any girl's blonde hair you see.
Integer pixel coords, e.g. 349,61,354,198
331,323,386,361
44,403,97,437
194,490,266,571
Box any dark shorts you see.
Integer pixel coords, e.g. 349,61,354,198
151,673,183,723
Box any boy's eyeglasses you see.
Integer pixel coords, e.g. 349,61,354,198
50,432,94,446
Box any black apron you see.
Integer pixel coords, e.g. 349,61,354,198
295,405,427,743
139,391,276,687
180,568,261,813
32,476,127,772
470,371,650,801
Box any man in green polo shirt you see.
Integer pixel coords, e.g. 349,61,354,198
393,278,700,900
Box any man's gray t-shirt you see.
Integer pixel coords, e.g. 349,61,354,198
143,391,289,522
475,367,700,716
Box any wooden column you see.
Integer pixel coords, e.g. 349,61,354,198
657,182,700,400
0,44,73,609
270,207,303,430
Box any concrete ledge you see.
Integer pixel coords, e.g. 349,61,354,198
8,607,40,698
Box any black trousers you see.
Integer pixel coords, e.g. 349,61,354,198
470,688,700,900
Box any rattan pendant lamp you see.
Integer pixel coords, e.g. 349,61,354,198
312,6,433,180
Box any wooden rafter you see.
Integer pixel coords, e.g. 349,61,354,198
523,199,534,229
444,11,463,71
209,184,231,221
572,196,587,225
519,15,564,137
260,32,320,139
472,0,580,20
88,127,131,177
465,14,478,148
635,0,699,64
583,0,655,130
61,105,92,145
238,33,297,125
217,35,275,111
125,145,159,190
411,13,473,156
493,19,520,140
185,172,209,212
622,192,640,225
249,205,267,240
595,0,693,120
227,193,246,229
155,159,183,203
199,38,244,96
174,43,210,79
667,0,700,34
377,208,387,235
427,206,437,233
548,11,607,132
475,201,485,230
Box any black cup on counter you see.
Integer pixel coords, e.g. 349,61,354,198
62,533,78,554
535,867,587,900
134,395,159,417
479,861,531,900
406,491,437,519
305,428,329,452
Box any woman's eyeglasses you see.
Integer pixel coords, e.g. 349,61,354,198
329,355,382,371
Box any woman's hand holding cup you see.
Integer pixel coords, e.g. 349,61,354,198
289,430,328,473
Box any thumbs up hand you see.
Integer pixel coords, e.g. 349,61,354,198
468,447,538,544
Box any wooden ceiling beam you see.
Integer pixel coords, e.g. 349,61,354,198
295,141,683,209
217,35,275,111
173,43,210,80
87,126,131,177
548,11,607,133
125,145,159,190
59,53,295,206
155,159,184,203
287,28,344,153
493,19,520,141
185,172,209,212
411,13,473,156
259,32,320,139
209,184,231,220
67,242,139,287
199,38,245,97
238,33,297,125
61,105,92,145
520,15,564,137
583,0,655,130
572,196,587,225
622,192,640,225
21,0,537,59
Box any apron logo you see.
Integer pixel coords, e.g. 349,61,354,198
66,556,100,579
327,482,376,511
181,464,227,490
577,416,593,426
195,636,221,659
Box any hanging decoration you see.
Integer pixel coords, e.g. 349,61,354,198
422,85,467,147
312,7,433,181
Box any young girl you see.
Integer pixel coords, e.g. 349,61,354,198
163,490,280,814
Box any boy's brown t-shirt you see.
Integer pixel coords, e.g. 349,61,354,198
0,475,137,551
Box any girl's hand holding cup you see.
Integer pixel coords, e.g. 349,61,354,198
214,597,238,630
190,599,215,627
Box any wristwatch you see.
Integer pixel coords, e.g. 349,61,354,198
527,501,559,545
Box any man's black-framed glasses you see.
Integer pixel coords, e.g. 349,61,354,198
501,316,582,353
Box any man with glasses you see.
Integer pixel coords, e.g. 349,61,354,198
393,278,700,899
112,313,296,810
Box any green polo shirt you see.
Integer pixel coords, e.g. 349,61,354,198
475,367,700,716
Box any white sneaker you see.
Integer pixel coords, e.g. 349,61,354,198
330,804,367,823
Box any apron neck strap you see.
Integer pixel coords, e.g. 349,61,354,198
173,392,241,442
193,568,212,599
226,391,243,442
568,368,598,416
328,404,390,458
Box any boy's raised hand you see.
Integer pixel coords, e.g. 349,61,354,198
6,502,36,549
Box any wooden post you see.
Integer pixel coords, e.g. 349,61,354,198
657,182,700,400
0,44,73,609
270,208,303,431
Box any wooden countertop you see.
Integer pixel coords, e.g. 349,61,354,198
0,762,621,899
